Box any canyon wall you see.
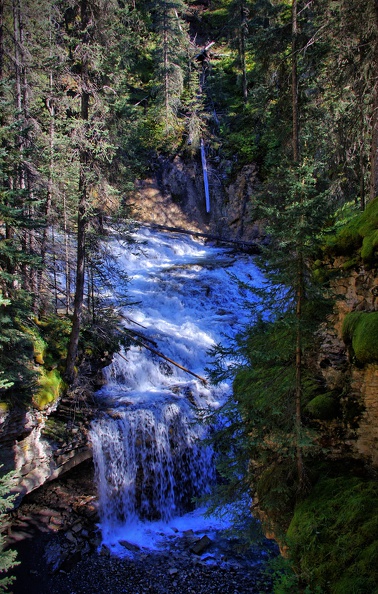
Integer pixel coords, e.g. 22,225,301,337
130,155,264,245
0,397,94,502
318,259,378,466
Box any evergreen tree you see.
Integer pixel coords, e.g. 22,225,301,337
152,0,190,134
208,0,337,525
0,464,18,593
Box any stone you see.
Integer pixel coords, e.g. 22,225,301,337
65,531,77,545
100,545,110,557
190,535,212,555
119,540,141,552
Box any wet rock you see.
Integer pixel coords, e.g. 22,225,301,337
191,535,212,555
99,544,110,557
119,540,141,552
72,521,83,533
59,550,82,572
65,531,77,545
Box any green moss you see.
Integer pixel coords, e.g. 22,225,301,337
35,316,71,370
342,311,378,364
361,229,378,263
33,368,64,410
305,393,338,420
340,256,360,270
286,475,378,593
324,197,378,265
19,323,47,365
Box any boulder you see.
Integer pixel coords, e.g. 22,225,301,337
190,535,212,555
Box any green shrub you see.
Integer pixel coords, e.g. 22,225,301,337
342,311,378,364
0,466,19,592
286,475,378,593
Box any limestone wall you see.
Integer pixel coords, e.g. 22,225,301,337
321,260,378,466
0,402,92,502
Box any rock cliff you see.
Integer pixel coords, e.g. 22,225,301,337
318,259,378,466
130,155,264,245
0,396,95,502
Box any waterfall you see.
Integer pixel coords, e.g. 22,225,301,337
90,228,262,553
91,403,214,526
201,139,211,213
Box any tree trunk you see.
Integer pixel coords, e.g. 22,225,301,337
65,0,91,384
39,72,55,310
369,85,378,202
295,251,305,488
369,0,378,203
239,0,248,103
0,0,3,84
292,0,299,163
163,0,170,127
292,0,305,488
63,193,71,315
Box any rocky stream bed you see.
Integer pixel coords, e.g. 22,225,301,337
6,461,276,594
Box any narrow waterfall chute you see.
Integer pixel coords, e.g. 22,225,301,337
201,138,211,213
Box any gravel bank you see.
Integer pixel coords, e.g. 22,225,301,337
7,462,276,594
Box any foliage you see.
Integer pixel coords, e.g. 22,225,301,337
285,473,378,594
342,311,378,365
0,295,37,404
0,467,19,593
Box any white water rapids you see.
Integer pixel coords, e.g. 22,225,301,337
90,228,263,556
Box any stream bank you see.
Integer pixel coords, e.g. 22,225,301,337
8,461,276,594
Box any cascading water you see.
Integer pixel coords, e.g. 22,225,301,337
90,228,262,554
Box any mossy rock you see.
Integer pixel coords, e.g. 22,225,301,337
341,255,360,270
305,393,338,420
361,228,378,264
33,368,64,410
36,316,71,367
0,402,9,413
324,197,378,265
342,311,378,364
19,323,47,365
286,474,378,593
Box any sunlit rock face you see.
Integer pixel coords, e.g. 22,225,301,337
0,402,92,501
130,156,264,245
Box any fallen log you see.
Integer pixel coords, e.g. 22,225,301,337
118,338,207,385
141,222,260,252
122,327,159,348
